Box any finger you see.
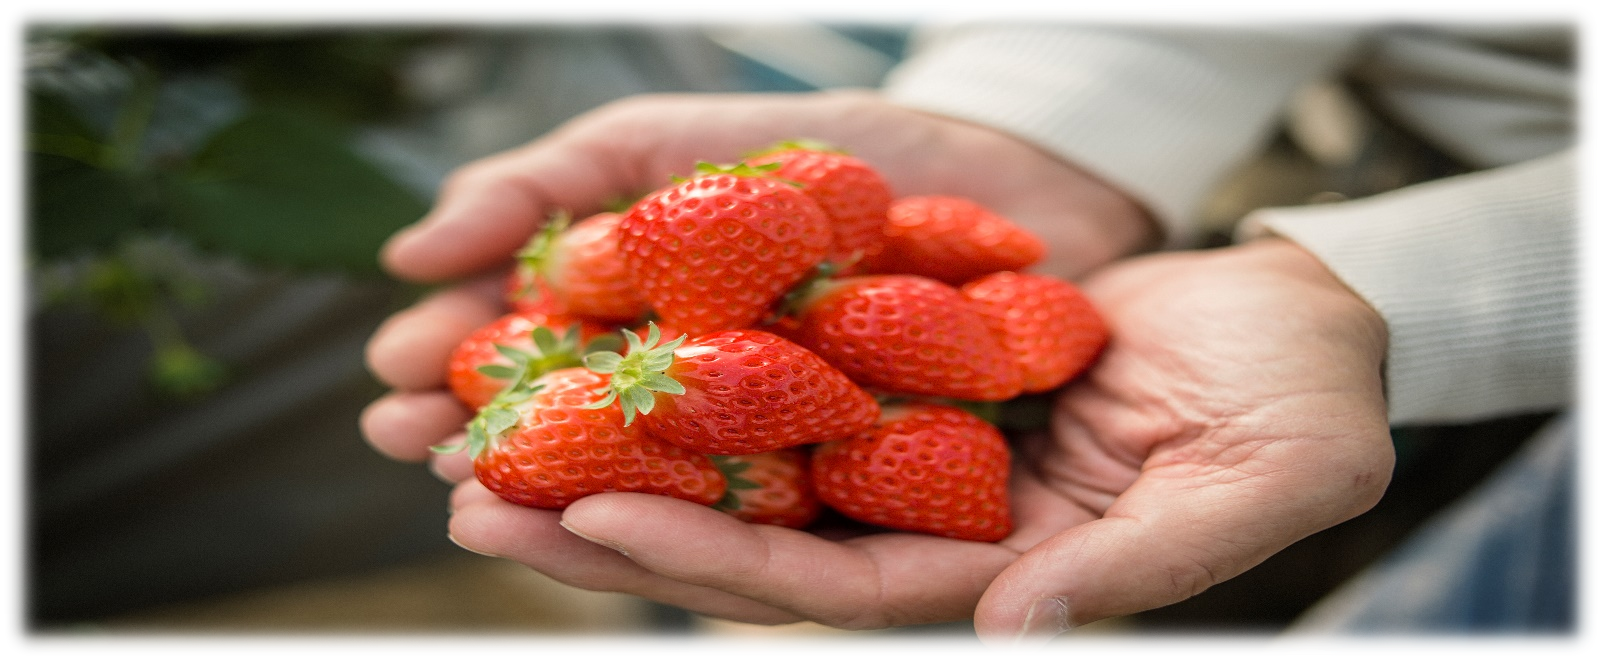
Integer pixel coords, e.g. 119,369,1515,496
561,492,1020,629
430,432,475,484
381,98,686,283
381,145,618,281
381,92,888,282
448,478,504,512
973,431,1393,644
364,277,504,390
1000,471,1102,551
446,487,803,625
359,391,472,462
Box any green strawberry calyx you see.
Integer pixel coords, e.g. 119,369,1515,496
582,322,689,426
432,380,545,459
509,211,572,298
433,324,621,458
475,322,601,389
766,260,847,323
709,455,765,512
671,161,800,188
745,138,849,158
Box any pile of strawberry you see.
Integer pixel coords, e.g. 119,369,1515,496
434,141,1108,543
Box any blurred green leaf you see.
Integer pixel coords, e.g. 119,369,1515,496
27,82,169,259
81,255,160,323
28,152,152,259
159,107,427,276
6,79,109,165
70,29,436,123
150,341,229,400
28,31,435,276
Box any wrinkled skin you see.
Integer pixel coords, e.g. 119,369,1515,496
361,91,1394,645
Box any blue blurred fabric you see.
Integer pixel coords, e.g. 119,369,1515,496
1291,412,1576,634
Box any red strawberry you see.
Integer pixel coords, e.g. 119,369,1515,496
584,324,879,455
860,195,1045,285
506,211,650,322
961,271,1109,393
446,310,617,411
437,367,727,510
783,274,1023,401
712,448,822,528
747,140,892,272
812,403,1013,542
503,271,560,316
618,163,832,336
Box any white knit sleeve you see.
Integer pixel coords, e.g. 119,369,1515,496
882,24,1362,248
1238,150,1577,425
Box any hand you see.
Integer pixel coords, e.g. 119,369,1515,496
424,238,1395,642
364,89,1159,481
378,89,1158,285
972,237,1394,641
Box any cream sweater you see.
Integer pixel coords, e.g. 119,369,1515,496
882,24,1575,425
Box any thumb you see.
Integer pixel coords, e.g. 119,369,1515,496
380,131,637,282
975,515,1234,643
974,441,1391,644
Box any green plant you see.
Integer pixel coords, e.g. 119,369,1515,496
26,27,440,397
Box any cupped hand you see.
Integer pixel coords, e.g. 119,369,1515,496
432,238,1396,642
971,237,1394,642
364,89,1157,479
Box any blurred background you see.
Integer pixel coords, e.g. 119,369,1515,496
21,21,1561,639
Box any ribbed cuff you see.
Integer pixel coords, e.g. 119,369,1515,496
884,24,1358,248
1239,150,1576,425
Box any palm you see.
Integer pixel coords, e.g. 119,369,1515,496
978,242,1395,633
1020,247,1391,526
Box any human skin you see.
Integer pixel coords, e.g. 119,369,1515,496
361,91,1393,643
363,90,1155,470
376,90,1158,287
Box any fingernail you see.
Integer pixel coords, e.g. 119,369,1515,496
559,521,629,556
1014,596,1071,646
447,532,500,558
